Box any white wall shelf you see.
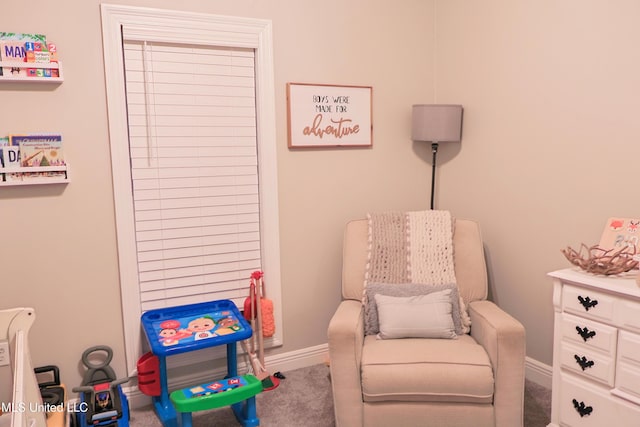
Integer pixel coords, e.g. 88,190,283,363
0,165,70,186
0,61,63,83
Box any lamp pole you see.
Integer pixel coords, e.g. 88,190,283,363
430,142,438,210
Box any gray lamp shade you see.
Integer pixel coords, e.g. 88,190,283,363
412,104,463,142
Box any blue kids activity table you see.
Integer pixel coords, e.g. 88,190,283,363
140,300,259,427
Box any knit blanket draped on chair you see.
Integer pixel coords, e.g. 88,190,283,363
365,210,471,332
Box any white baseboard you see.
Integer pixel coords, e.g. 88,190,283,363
125,343,329,409
525,356,552,389
263,343,329,373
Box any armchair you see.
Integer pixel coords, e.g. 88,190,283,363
328,218,525,427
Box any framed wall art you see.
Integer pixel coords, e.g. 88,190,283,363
286,83,373,148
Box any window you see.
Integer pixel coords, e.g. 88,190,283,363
124,41,262,311
101,4,282,374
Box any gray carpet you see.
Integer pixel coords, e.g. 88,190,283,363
130,364,551,426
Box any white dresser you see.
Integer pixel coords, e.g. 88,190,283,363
548,268,640,427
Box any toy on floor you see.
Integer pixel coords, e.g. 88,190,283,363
34,365,66,427
242,271,279,391
243,270,275,338
139,299,260,427
72,346,130,427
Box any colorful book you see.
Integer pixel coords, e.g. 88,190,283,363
4,171,24,183
0,33,46,43
0,41,28,77
0,137,8,167
11,134,65,167
0,33,47,77
47,43,59,77
3,136,22,182
25,42,51,63
20,169,66,181
48,43,58,63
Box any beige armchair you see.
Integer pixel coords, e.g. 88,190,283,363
328,218,525,427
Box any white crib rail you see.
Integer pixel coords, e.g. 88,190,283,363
0,308,46,427
11,330,27,427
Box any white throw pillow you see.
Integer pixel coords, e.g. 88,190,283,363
364,282,463,336
374,291,457,339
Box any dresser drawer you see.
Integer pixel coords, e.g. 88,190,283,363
617,299,640,332
561,313,617,354
563,285,616,323
560,342,615,386
615,331,640,401
618,330,640,365
614,363,640,403
559,374,640,427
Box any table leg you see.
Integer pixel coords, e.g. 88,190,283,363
152,355,178,427
181,412,193,427
227,342,238,377
231,396,260,427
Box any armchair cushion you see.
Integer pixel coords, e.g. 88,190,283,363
364,282,463,336
361,334,494,404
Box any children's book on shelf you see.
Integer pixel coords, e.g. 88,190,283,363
0,32,58,78
0,40,28,77
0,33,46,43
4,171,24,182
25,41,50,63
11,134,65,167
5,134,66,182
0,137,8,167
1,136,22,182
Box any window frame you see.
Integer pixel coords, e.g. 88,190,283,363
101,4,282,375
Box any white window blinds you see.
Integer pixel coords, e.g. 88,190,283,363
123,41,261,311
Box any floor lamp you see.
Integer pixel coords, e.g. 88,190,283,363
411,104,463,209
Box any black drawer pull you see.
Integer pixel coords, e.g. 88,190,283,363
574,354,595,370
576,326,597,342
578,295,598,311
572,399,593,417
